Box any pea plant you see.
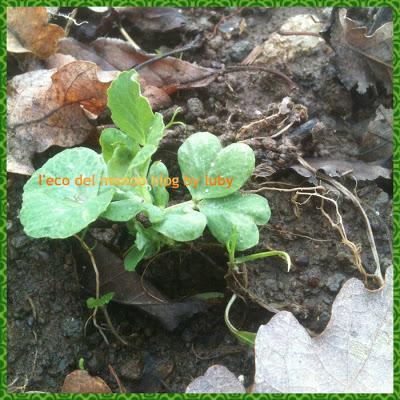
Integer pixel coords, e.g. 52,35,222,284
20,70,290,345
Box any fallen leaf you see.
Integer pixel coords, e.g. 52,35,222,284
61,370,112,393
186,267,393,393
7,7,65,59
253,266,393,393
359,105,392,162
117,7,187,33
186,365,246,393
329,9,392,94
291,158,391,181
74,237,206,331
7,61,117,175
243,14,324,65
57,37,216,106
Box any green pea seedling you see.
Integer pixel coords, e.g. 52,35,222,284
20,70,290,346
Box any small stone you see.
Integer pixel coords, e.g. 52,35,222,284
326,273,347,293
206,115,219,125
11,234,30,249
187,98,205,117
119,354,143,380
230,40,253,62
62,317,82,338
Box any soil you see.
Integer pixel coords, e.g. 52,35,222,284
7,7,392,393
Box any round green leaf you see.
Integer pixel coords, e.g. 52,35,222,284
148,161,169,208
178,132,255,200
178,132,222,200
152,203,206,242
102,196,144,222
199,193,270,251
20,148,114,239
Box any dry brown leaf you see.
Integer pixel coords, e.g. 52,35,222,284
7,61,117,175
57,37,216,108
291,158,391,182
61,370,112,393
7,7,65,59
330,9,392,94
117,7,187,33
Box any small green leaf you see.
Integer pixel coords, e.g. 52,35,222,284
107,70,155,145
205,143,255,199
147,112,165,146
106,144,133,178
128,144,157,170
178,132,222,200
86,292,115,309
152,203,206,242
102,196,144,221
178,132,255,200
142,203,166,223
124,245,146,271
100,128,138,163
199,193,270,251
148,161,169,208
21,148,114,239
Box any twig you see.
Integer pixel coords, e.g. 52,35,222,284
119,25,141,51
108,365,126,393
246,185,325,193
278,30,321,37
133,35,203,71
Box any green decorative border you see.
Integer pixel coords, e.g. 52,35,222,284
1,1,398,399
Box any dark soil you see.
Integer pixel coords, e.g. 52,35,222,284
7,7,392,393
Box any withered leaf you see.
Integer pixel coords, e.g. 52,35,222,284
74,238,206,331
7,7,65,59
117,7,187,33
292,158,391,182
57,37,216,108
330,9,392,94
253,267,393,392
61,370,112,393
186,365,246,393
360,105,392,162
7,61,117,175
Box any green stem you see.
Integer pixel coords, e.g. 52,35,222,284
234,250,291,271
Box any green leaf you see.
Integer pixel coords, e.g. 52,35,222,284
152,203,206,242
124,245,146,271
102,196,144,222
148,161,169,208
87,292,114,309
199,193,270,251
142,203,166,223
147,112,165,146
178,132,222,200
107,70,155,145
100,128,138,163
128,144,157,171
21,148,114,239
178,132,255,200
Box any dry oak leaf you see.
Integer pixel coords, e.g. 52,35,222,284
57,37,216,108
61,370,112,393
185,267,393,393
330,9,392,94
253,266,393,393
186,365,246,393
7,7,65,59
7,61,117,175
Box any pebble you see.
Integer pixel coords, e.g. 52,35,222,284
325,273,347,293
119,354,144,380
187,98,205,118
62,317,82,338
11,234,30,249
230,40,253,62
